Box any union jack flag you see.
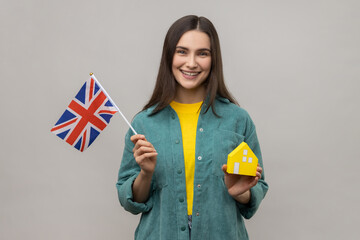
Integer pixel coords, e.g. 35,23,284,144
51,76,117,151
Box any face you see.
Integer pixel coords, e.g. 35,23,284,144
172,30,211,102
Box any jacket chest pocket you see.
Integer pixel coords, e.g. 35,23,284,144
212,129,245,177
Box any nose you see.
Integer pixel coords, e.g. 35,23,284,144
186,54,198,69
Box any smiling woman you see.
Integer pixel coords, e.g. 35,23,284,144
116,15,268,240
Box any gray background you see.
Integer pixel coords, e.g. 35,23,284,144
1,0,359,239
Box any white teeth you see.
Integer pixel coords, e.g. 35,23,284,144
182,71,199,76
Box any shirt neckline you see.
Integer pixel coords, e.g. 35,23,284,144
170,101,203,114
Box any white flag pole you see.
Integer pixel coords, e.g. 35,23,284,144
90,73,138,135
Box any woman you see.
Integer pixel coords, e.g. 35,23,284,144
116,15,268,240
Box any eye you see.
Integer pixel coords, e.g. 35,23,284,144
176,49,186,55
198,51,210,57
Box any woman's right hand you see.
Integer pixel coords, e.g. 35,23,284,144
131,134,158,176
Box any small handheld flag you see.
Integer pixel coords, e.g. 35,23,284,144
51,73,137,151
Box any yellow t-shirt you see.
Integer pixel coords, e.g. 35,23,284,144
170,101,202,215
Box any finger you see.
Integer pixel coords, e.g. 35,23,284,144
130,134,144,142
246,177,258,189
134,139,154,149
256,167,262,179
252,176,260,187
134,146,157,157
222,164,228,174
131,134,146,144
133,139,154,153
135,152,158,163
143,152,158,158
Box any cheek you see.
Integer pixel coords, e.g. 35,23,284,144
171,59,180,82
200,58,212,72
172,56,182,69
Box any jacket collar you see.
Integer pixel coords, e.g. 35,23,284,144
215,96,230,103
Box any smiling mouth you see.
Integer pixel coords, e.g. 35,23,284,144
180,70,201,76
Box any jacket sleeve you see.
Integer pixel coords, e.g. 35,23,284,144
116,127,154,215
236,116,269,219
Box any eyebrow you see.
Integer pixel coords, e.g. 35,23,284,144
176,46,211,52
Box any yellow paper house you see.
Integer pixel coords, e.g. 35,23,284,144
227,142,258,176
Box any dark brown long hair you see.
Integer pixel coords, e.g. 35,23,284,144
143,15,238,115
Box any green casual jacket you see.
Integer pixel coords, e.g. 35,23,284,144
116,97,268,240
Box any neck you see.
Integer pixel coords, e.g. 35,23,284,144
174,86,206,104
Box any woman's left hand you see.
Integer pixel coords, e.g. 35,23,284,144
221,164,262,204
